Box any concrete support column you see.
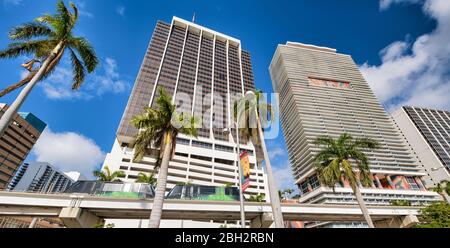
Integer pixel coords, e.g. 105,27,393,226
250,213,274,228
59,207,103,228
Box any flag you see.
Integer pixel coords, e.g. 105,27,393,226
240,150,251,192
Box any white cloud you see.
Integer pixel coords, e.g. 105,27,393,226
40,57,128,100
269,147,285,160
272,165,296,191
379,0,422,10
32,128,105,179
360,0,450,112
116,6,125,16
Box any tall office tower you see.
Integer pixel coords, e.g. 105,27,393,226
7,162,75,193
104,17,268,198
392,106,450,188
269,42,439,207
0,103,46,190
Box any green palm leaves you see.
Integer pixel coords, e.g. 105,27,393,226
314,133,379,190
233,90,273,146
93,166,125,182
0,0,98,97
131,87,199,165
136,173,157,186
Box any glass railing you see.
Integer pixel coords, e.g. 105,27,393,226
64,181,155,199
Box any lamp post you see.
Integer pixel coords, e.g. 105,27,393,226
223,121,246,228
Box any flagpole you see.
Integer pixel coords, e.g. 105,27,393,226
234,120,246,228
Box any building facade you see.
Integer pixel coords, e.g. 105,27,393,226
103,17,268,198
8,162,74,193
392,106,450,187
269,42,439,206
0,103,46,190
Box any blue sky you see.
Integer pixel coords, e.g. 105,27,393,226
1,0,448,189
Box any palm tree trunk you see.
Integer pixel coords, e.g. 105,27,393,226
148,132,173,228
0,41,63,136
352,185,375,228
0,72,35,97
0,50,64,98
256,115,284,228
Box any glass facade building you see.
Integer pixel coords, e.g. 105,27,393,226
104,17,268,198
0,103,46,190
269,42,440,206
392,106,450,187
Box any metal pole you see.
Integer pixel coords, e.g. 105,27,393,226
234,120,246,228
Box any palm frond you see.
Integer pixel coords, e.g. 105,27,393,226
55,0,72,37
132,127,157,162
156,87,175,118
0,40,53,59
68,37,98,72
8,22,53,40
69,48,86,90
69,2,79,27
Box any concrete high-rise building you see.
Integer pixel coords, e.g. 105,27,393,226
7,162,75,193
103,17,268,198
392,106,450,187
269,42,439,206
0,103,46,190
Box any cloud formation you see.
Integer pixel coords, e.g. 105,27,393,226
273,165,296,191
269,146,285,160
360,0,450,111
40,57,128,100
32,128,105,179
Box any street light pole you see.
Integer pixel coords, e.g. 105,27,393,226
233,120,246,228
224,118,246,227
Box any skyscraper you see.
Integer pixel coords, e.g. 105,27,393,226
7,162,75,193
104,17,268,198
269,42,439,206
0,103,46,190
392,106,450,187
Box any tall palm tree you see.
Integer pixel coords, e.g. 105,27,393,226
135,173,157,186
93,166,125,182
313,133,379,228
0,0,98,135
233,90,284,228
131,87,198,228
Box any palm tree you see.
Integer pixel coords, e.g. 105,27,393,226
135,173,157,186
0,0,98,135
233,90,284,227
430,180,450,202
313,133,379,228
93,166,125,182
131,87,198,228
247,194,266,202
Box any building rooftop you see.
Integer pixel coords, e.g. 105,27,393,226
286,42,337,53
18,112,46,133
